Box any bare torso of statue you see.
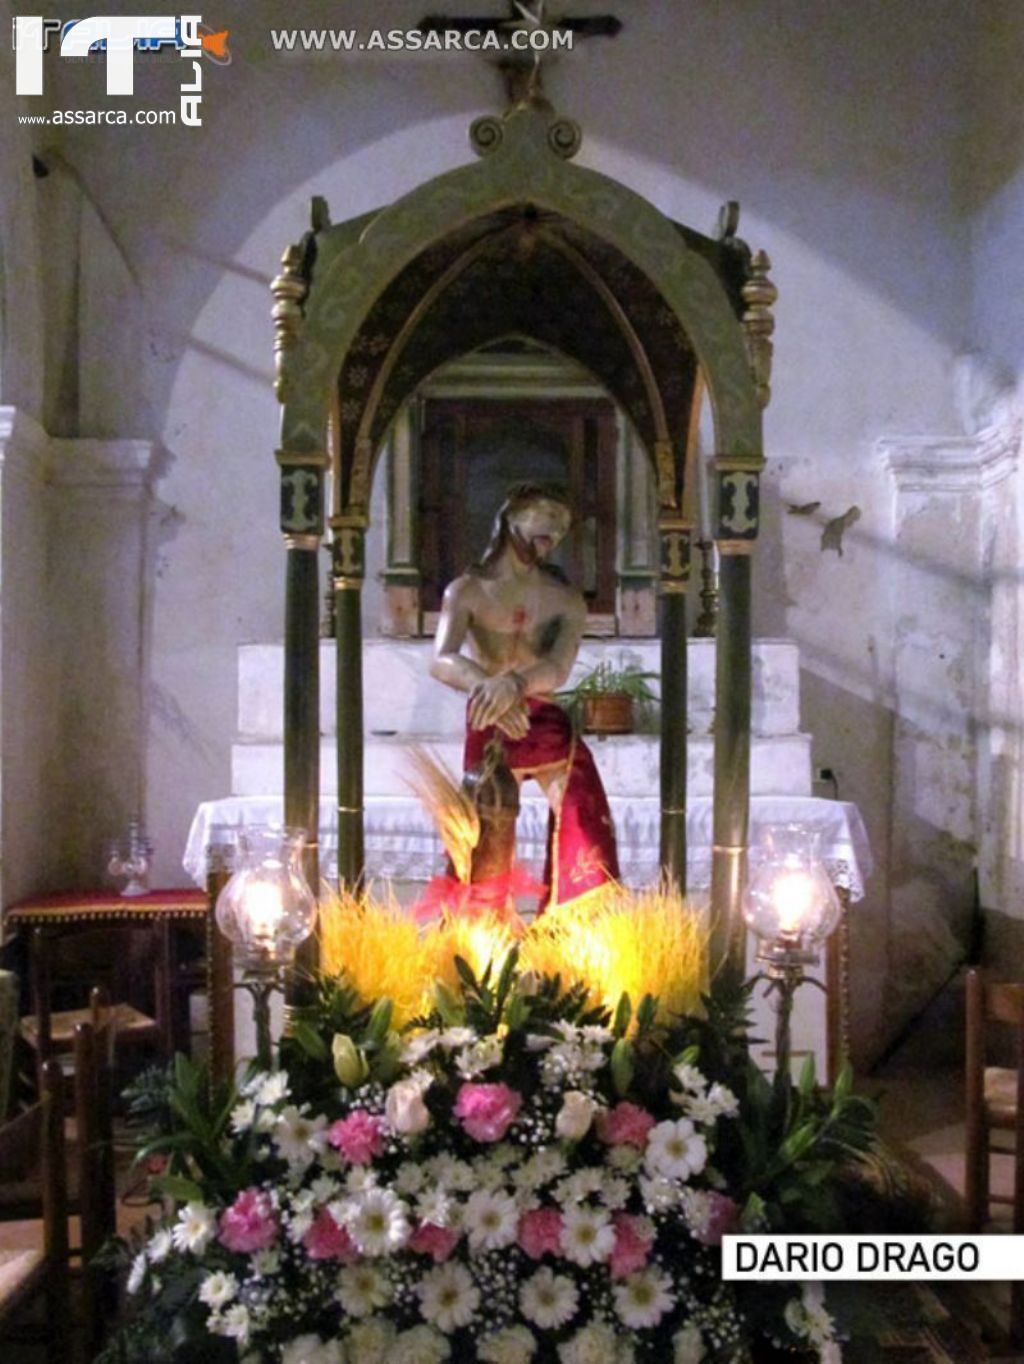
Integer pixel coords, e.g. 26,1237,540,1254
430,487,585,740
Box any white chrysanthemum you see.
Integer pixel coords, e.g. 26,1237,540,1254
478,1324,537,1364
338,1262,391,1317
255,1070,290,1106
555,1167,605,1205
343,1187,410,1256
310,1173,341,1203
280,1334,343,1364
673,1324,707,1363
274,1106,328,1167
439,1026,476,1049
519,1267,579,1330
785,1283,837,1348
171,1201,216,1255
230,1099,256,1134
345,1165,379,1196
198,1271,238,1310
613,1266,676,1329
518,1148,567,1190
671,1062,706,1095
560,1203,615,1267
639,1172,680,1213
426,1154,476,1191
219,1303,251,1345
455,1035,504,1079
706,1082,739,1117
401,1029,441,1064
395,1162,428,1196
599,1174,630,1211
147,1227,173,1263
392,1324,451,1363
346,1315,397,1364
465,1188,519,1251
417,1187,454,1228
607,1144,643,1174
418,1260,481,1333
644,1118,708,1181
127,1251,147,1295
581,1025,613,1046
558,1322,630,1364
251,1247,280,1277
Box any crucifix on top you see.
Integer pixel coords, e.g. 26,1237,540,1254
419,1,622,106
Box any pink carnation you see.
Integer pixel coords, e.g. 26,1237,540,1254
609,1213,654,1279
453,1082,522,1143
328,1111,384,1164
693,1191,741,1247
218,1188,279,1254
408,1222,460,1263
518,1207,564,1260
303,1207,357,1262
596,1101,656,1149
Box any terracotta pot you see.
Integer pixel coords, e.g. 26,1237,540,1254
581,694,634,735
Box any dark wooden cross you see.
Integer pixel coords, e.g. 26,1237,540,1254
419,2,622,106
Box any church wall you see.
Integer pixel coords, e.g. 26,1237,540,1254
26,0,988,1065
963,0,1024,967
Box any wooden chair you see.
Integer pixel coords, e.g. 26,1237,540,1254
1,999,116,1356
964,968,1024,1345
21,925,169,1081
0,1059,73,1363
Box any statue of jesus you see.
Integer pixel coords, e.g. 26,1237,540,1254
430,482,619,910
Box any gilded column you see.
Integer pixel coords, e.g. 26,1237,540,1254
710,468,759,974
658,513,691,892
332,515,366,888
278,452,325,991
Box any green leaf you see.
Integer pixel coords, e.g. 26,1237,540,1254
635,994,658,1034
779,1121,818,1164
433,981,463,1026
798,1052,816,1097
365,998,394,1045
610,1038,635,1096
454,955,478,991
675,1043,701,1068
288,1019,328,1061
152,1173,204,1205
612,992,632,1038
832,1062,853,1104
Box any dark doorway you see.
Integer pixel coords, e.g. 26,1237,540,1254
419,397,618,616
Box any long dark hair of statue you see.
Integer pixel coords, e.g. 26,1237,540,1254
469,481,572,584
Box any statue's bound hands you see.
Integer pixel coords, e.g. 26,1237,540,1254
468,673,528,734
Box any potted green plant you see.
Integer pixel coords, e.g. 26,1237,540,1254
557,657,660,735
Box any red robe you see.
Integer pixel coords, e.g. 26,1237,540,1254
464,697,620,911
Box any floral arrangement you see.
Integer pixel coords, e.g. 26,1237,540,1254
107,892,877,1364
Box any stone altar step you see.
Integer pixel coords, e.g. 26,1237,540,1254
237,637,802,740
231,731,813,799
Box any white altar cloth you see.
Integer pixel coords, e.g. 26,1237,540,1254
184,794,873,900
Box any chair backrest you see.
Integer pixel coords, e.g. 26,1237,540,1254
0,1060,69,1264
74,1006,117,1253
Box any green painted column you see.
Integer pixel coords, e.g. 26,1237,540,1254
710,468,760,976
332,518,366,889
278,456,325,995
658,521,691,893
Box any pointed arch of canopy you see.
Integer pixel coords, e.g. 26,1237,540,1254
274,99,766,981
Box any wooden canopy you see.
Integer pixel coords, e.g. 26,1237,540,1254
271,97,770,979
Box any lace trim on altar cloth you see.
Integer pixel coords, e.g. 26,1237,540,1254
185,795,873,902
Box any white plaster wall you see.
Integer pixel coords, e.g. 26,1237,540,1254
20,0,991,1062
0,413,57,906
964,0,1024,962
